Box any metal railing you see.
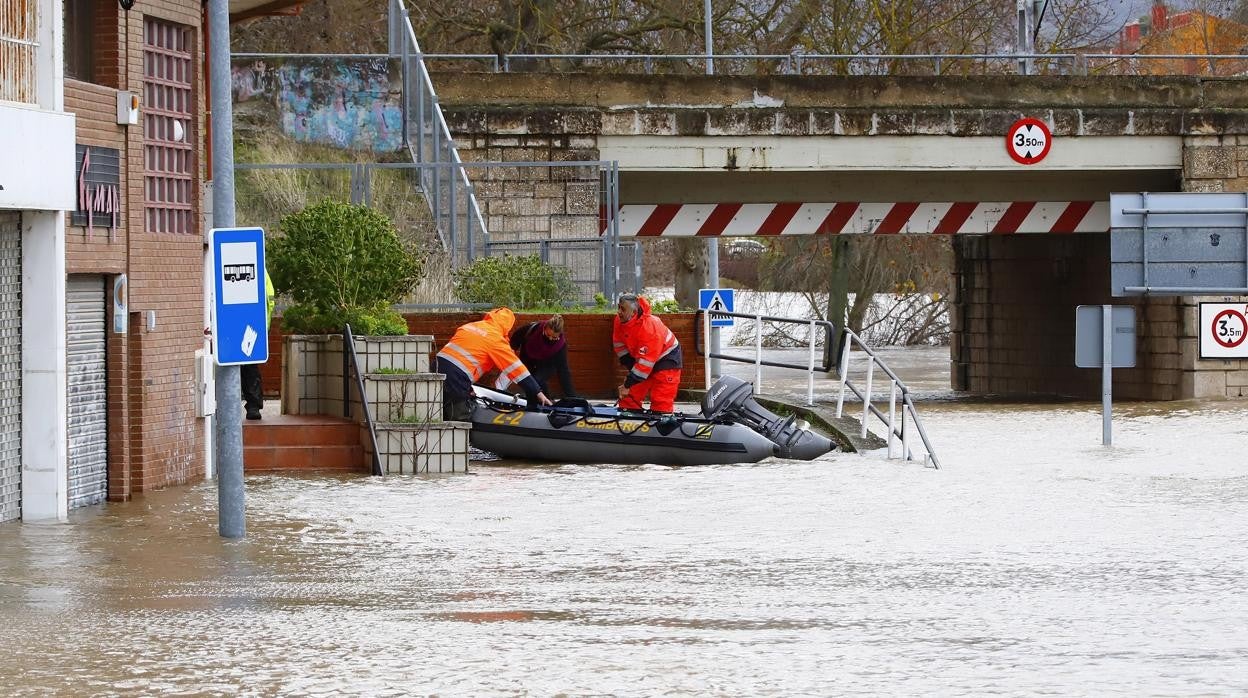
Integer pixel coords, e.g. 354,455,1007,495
835,327,940,468
388,0,490,263
694,309,835,408
342,325,383,476
406,51,1248,78
234,160,634,301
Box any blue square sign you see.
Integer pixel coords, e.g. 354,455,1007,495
698,288,735,328
211,227,269,366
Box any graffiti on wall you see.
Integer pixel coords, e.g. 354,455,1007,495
232,57,403,153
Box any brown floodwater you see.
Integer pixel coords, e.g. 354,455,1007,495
1,347,1246,695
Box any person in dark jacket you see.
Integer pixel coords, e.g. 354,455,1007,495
510,314,577,399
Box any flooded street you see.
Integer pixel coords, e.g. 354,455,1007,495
3,348,1248,695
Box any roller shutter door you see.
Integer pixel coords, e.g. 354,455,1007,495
0,213,21,522
66,275,107,509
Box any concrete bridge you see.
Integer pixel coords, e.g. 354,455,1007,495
431,71,1248,401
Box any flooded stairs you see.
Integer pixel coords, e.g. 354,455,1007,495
243,414,367,473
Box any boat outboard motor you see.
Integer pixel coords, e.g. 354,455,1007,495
701,376,835,460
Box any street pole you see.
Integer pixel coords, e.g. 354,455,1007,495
208,0,245,538
704,0,721,379
1102,304,1112,446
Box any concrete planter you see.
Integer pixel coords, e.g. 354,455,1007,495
281,333,470,474
372,422,471,474
281,334,435,418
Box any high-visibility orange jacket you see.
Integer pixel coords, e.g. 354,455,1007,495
612,296,682,387
437,308,541,395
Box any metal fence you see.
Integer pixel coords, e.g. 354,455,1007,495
234,160,638,302
405,52,1248,78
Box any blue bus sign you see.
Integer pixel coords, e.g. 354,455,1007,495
211,227,268,366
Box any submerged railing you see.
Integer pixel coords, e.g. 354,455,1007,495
693,309,835,408
835,328,940,469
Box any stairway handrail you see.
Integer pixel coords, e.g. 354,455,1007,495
393,0,490,256
835,327,940,469
342,325,383,476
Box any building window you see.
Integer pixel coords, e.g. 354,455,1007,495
143,18,194,235
1,0,38,103
63,0,96,81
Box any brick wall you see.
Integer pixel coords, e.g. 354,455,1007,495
260,312,707,401
67,0,206,500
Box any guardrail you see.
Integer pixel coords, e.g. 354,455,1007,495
693,309,836,407
405,51,1248,77
835,328,939,468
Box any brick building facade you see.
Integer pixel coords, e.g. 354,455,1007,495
63,0,208,505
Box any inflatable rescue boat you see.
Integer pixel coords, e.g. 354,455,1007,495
469,376,836,466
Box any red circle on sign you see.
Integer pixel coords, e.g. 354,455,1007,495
1211,308,1247,348
1006,118,1052,165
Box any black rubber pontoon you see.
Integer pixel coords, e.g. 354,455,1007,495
468,376,836,465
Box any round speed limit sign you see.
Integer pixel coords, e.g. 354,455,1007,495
1199,303,1248,358
1006,118,1052,165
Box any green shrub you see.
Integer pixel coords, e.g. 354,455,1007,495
648,298,683,314
452,254,577,309
269,199,423,335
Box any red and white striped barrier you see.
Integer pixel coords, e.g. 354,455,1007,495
602,201,1108,237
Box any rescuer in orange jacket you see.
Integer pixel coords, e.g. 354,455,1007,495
436,307,552,420
613,293,683,413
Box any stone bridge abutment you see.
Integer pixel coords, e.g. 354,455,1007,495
435,72,1248,400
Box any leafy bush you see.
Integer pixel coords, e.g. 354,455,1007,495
453,254,577,309
648,298,683,313
269,199,423,335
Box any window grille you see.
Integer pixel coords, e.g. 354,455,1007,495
0,0,37,104
143,18,194,234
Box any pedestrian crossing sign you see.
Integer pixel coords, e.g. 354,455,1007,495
698,288,735,328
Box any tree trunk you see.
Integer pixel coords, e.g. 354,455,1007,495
673,237,709,309
824,237,850,375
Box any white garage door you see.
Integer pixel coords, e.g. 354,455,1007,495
0,212,21,522
66,275,108,509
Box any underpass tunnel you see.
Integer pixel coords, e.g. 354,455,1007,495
618,168,1183,399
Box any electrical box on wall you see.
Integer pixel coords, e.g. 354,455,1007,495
116,91,140,126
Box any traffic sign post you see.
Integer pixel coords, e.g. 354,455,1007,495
698,288,735,381
210,227,269,366
1075,305,1136,446
698,288,735,327
1006,117,1052,165
1199,302,1248,358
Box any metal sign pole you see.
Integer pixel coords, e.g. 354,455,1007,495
1102,304,1112,446
208,0,245,538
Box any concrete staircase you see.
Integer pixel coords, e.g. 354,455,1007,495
243,414,366,473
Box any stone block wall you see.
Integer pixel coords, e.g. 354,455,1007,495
1176,135,1248,397
951,234,1182,400
447,109,603,244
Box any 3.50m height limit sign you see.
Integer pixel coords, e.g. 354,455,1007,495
1006,118,1052,165
1200,302,1248,358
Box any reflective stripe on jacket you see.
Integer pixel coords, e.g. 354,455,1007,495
436,308,535,389
612,296,681,386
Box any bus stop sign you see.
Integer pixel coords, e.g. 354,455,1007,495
210,227,268,366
